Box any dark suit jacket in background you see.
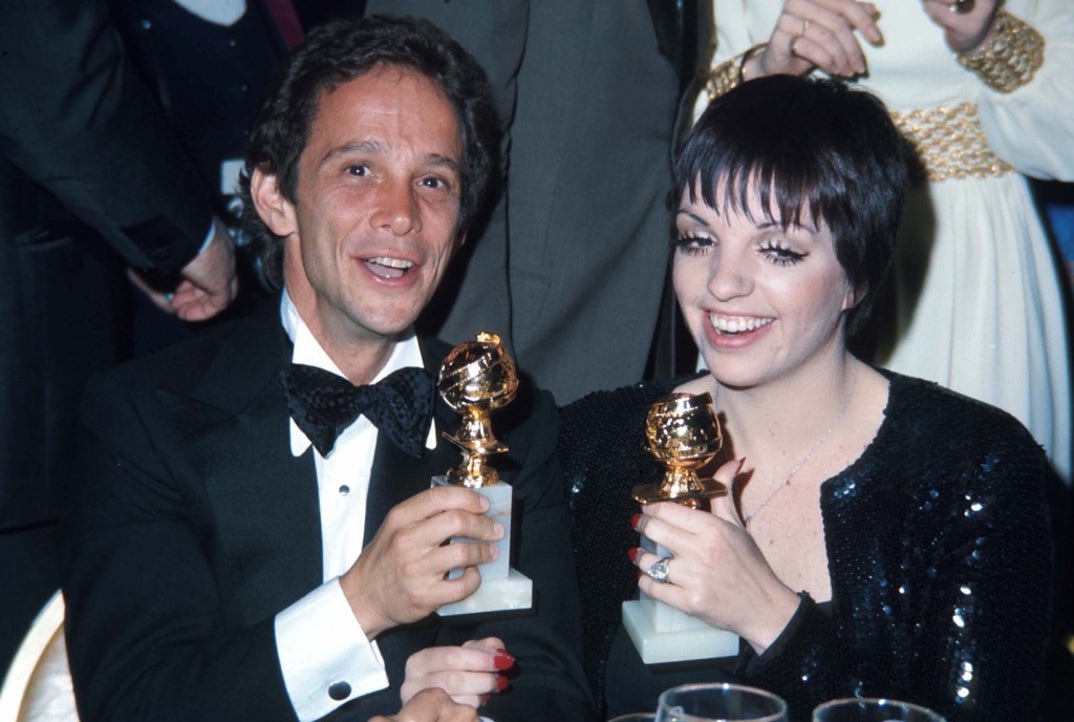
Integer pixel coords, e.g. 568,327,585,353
0,0,215,673
60,305,592,721
0,0,213,529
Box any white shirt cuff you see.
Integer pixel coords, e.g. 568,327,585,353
198,216,218,255
275,578,389,721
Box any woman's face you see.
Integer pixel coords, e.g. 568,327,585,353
673,182,856,391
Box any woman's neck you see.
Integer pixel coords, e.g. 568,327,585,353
708,353,862,467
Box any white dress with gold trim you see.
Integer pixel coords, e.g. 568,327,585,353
697,0,1072,483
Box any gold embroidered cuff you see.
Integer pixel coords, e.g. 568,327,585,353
956,9,1044,93
704,43,767,102
890,102,1013,181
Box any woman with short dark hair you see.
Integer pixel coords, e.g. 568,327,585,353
561,75,1053,722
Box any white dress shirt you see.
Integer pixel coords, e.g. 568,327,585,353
274,292,437,721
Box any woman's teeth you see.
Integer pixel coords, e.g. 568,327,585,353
709,315,773,335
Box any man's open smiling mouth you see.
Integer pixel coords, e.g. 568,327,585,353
363,256,415,279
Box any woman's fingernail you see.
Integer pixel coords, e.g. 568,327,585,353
627,546,639,562
630,513,641,528
493,651,515,670
480,694,491,705
496,674,510,691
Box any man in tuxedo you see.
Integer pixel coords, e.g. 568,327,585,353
61,16,591,722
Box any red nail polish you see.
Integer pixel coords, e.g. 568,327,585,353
630,513,641,528
480,694,491,705
496,674,510,691
627,546,638,562
493,652,515,670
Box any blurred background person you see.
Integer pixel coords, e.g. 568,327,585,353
363,0,711,404
692,0,1072,484
0,0,240,678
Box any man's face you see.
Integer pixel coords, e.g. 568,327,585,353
266,65,465,350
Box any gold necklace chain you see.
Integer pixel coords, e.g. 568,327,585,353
743,362,861,527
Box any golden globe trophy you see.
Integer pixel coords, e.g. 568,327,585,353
622,392,740,663
433,332,532,616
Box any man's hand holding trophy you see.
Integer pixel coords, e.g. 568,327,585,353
433,332,533,616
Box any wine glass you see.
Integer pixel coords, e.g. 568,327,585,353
655,683,788,722
812,698,946,722
607,714,657,722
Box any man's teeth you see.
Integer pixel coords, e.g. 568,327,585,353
367,257,414,270
364,256,414,279
709,315,773,334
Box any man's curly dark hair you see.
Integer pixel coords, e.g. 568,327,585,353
238,15,502,289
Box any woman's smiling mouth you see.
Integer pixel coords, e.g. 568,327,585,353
708,314,775,335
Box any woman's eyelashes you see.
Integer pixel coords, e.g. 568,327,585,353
759,238,808,266
672,233,713,256
673,232,809,266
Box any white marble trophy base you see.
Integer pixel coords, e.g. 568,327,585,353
623,539,739,664
432,476,533,616
622,594,739,664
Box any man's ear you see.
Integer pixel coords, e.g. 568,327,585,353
250,168,297,238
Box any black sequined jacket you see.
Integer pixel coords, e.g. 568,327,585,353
560,372,1053,721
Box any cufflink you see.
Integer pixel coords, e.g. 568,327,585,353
328,681,351,701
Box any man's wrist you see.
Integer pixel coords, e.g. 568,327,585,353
275,579,388,721
340,566,391,640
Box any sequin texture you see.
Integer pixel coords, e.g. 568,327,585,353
560,372,1053,721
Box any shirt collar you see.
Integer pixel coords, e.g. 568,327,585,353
280,291,437,456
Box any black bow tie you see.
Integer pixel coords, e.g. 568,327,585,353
280,363,434,458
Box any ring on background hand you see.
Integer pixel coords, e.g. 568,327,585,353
163,292,175,304
647,556,672,584
952,0,974,13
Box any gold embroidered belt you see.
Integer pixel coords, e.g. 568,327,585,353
889,101,1013,182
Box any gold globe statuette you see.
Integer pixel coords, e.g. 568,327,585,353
632,392,727,508
437,331,519,488
622,391,739,664
434,331,532,616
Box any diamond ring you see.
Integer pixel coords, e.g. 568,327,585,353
646,556,672,584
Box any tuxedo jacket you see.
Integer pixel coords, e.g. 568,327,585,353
60,307,592,721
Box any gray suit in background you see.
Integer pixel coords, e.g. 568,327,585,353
366,0,708,403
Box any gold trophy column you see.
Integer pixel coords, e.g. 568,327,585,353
434,332,532,616
623,392,740,663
